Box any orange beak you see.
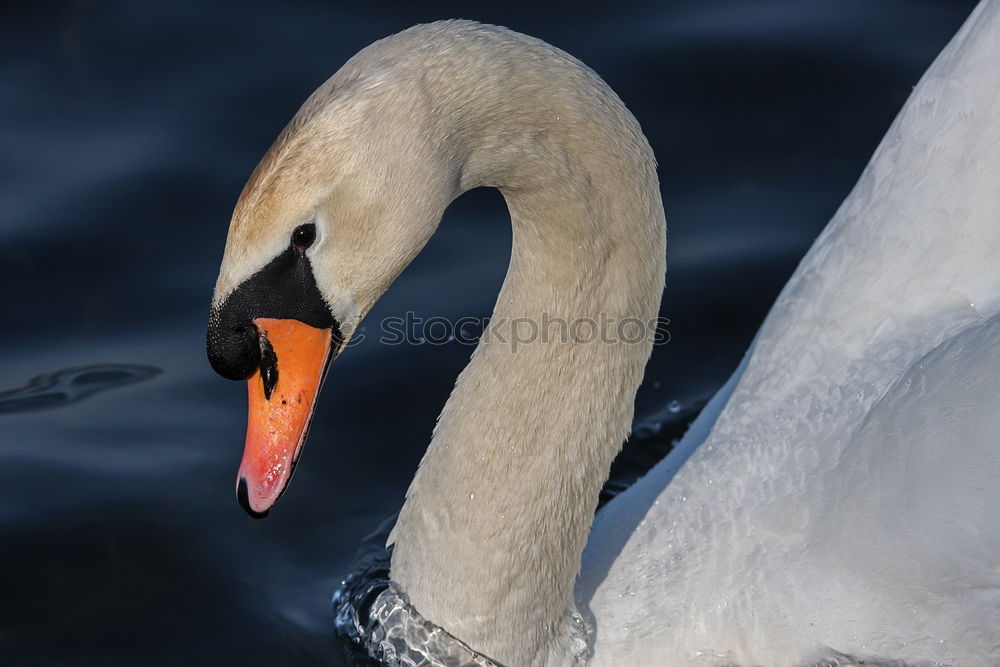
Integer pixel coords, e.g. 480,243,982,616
236,317,333,518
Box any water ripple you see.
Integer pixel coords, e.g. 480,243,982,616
0,364,161,415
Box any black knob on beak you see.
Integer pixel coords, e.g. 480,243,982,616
207,312,260,381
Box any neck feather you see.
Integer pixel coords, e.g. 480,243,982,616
375,22,665,666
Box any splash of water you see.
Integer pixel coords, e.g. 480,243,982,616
332,543,502,666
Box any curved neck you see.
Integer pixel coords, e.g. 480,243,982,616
377,23,665,666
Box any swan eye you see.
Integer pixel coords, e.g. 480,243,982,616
292,223,316,251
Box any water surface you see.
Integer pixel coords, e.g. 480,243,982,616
0,1,977,663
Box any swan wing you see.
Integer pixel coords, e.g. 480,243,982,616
582,1,1000,664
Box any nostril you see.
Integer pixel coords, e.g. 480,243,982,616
259,333,278,399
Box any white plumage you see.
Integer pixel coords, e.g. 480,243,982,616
584,2,1000,663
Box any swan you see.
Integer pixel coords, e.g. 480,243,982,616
207,6,1000,666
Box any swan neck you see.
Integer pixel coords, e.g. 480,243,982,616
381,23,666,665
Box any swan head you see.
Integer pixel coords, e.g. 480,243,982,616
207,75,454,517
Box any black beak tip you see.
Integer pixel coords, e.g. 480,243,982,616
237,477,269,519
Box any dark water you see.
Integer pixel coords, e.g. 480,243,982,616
0,1,978,664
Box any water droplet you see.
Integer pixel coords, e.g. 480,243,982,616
667,399,681,413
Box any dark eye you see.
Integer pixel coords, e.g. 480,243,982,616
292,223,316,250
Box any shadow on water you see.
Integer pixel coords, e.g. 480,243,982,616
0,364,161,415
